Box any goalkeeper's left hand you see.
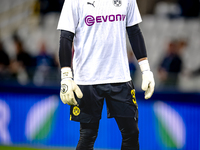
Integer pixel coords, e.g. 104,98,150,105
139,59,155,99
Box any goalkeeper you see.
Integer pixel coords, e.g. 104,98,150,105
57,0,155,149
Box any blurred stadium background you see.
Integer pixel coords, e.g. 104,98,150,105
0,0,200,150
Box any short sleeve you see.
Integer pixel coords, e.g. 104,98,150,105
57,0,79,33
126,0,142,27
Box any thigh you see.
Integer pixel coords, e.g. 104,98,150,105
70,85,104,123
106,81,138,119
115,117,139,133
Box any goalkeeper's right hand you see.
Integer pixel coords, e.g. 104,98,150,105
60,67,83,105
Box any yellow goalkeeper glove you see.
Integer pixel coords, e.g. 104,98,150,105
60,68,83,105
139,60,155,99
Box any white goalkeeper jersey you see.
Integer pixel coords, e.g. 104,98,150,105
57,0,142,85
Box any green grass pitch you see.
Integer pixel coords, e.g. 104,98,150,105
0,146,74,150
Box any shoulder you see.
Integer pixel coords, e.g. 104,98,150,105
63,0,79,7
128,0,138,5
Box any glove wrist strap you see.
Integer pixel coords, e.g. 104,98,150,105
61,67,73,79
139,60,150,73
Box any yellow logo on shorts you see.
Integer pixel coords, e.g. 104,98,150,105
131,89,137,105
73,106,80,116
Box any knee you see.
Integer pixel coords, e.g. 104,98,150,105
76,128,98,150
80,128,98,141
121,127,139,141
121,127,139,150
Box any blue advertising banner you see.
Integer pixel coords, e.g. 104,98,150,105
0,86,199,150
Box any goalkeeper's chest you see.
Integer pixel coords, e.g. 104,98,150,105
80,0,128,17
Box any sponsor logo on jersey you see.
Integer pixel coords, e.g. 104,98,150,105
87,1,95,7
113,0,122,7
73,106,80,116
85,14,126,26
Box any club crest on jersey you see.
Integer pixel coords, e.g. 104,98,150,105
113,0,122,7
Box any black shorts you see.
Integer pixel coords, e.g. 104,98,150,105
70,81,138,123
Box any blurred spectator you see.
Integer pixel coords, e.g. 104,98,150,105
0,41,10,67
34,41,55,67
39,0,64,15
38,0,64,25
178,0,200,17
10,34,33,85
139,0,200,17
137,0,177,15
33,41,56,86
158,39,187,88
0,40,10,80
189,67,200,77
12,35,33,68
